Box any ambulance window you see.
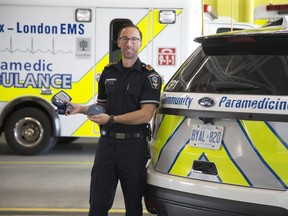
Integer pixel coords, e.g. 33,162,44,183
109,19,133,62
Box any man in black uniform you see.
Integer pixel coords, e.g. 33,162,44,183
67,23,161,216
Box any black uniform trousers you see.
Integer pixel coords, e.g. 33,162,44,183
88,136,148,216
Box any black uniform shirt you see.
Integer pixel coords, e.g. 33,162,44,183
97,58,161,133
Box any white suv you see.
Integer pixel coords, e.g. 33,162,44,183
144,26,288,216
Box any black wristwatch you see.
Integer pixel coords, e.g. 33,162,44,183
108,115,115,125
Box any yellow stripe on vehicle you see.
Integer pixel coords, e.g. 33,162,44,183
73,119,100,136
241,120,288,187
151,115,185,165
168,138,250,186
150,9,182,41
61,67,95,103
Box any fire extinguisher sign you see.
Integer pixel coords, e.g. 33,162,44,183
158,48,176,66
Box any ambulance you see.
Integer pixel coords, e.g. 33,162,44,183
0,0,203,155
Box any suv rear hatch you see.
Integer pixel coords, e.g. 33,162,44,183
150,28,288,191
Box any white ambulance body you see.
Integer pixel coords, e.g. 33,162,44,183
0,0,203,155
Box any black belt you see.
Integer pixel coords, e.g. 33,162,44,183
101,130,146,140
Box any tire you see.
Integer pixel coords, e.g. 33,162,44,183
4,107,57,155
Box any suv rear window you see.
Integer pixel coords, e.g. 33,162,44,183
165,48,288,95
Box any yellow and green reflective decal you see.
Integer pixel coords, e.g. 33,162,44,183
152,114,288,189
240,120,288,188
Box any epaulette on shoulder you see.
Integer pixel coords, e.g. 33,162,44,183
104,62,117,69
142,63,155,72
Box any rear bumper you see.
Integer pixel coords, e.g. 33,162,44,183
144,165,288,216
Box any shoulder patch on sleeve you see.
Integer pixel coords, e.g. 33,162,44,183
104,62,117,69
148,73,161,89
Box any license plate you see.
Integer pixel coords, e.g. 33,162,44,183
189,124,224,150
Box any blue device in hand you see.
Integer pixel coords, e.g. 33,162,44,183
51,90,72,115
87,104,104,116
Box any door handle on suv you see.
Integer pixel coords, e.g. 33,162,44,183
192,160,218,175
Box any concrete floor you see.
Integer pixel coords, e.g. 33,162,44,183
0,135,153,216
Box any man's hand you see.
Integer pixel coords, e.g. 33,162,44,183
65,101,83,115
88,113,111,125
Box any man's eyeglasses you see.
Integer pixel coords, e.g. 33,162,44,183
119,36,141,44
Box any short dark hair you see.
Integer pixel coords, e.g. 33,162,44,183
118,23,142,40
